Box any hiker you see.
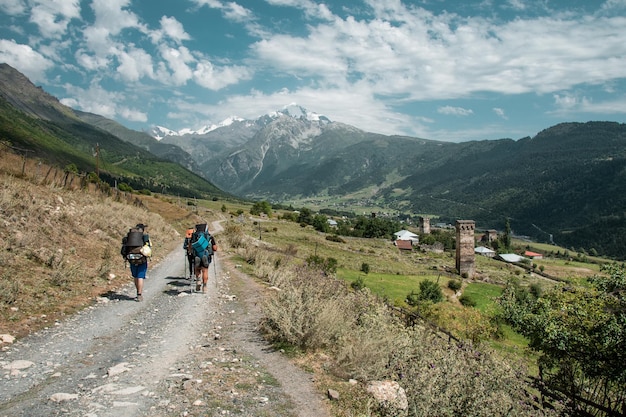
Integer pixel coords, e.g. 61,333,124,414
182,227,196,279
120,223,152,301
190,223,217,293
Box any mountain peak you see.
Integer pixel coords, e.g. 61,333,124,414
271,103,331,123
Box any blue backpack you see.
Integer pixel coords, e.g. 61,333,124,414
191,225,214,257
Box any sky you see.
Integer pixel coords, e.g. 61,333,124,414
1,0,626,142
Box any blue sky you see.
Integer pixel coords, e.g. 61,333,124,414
1,0,625,142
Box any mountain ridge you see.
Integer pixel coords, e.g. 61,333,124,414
0,63,230,200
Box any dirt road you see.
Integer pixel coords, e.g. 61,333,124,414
0,235,331,417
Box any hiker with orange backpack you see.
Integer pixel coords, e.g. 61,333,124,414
182,227,195,279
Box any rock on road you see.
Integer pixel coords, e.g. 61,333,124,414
0,234,330,417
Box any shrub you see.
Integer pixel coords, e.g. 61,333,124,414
360,262,370,274
459,294,476,307
447,279,462,291
351,276,366,291
222,221,246,249
406,290,420,307
325,234,345,243
305,255,337,275
118,182,133,192
418,279,444,303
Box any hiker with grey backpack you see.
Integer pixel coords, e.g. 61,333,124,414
120,223,152,301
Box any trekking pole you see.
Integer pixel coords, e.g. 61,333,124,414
213,253,217,288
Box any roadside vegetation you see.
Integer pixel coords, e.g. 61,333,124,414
218,205,625,417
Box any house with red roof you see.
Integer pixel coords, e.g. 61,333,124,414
524,250,543,259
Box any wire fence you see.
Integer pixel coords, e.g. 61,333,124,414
0,141,143,207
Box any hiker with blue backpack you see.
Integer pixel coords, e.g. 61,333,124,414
184,223,217,293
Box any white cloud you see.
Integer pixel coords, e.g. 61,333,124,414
600,0,626,14
493,107,507,119
553,93,582,110
78,0,145,72
158,45,194,85
119,107,148,122
438,106,474,116
116,47,155,82
193,60,252,90
553,93,626,115
29,0,81,38
0,0,27,15
264,0,333,20
250,3,626,104
191,0,254,22
159,16,191,44
60,81,146,122
580,97,626,114
75,48,109,71
0,39,53,82
90,0,142,37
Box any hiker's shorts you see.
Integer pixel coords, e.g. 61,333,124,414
195,254,211,268
130,262,148,278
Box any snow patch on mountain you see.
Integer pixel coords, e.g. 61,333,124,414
147,104,329,140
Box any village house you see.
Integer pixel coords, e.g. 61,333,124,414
393,229,419,245
475,246,496,257
524,250,543,259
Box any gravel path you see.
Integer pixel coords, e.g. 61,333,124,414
0,236,331,417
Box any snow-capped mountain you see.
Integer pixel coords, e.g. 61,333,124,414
146,116,245,140
146,104,329,141
271,103,331,123
147,125,179,141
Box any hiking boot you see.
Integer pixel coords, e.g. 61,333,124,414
202,284,207,293
195,281,202,292
136,294,143,302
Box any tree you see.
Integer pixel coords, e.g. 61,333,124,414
297,208,313,225
407,280,444,306
499,264,626,414
503,217,511,250
250,201,272,217
312,214,329,233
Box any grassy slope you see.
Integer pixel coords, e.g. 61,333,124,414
0,98,229,200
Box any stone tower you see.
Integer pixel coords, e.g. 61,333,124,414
455,220,475,278
419,217,431,234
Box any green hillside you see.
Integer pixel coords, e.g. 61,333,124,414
0,97,228,199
